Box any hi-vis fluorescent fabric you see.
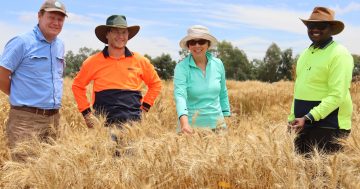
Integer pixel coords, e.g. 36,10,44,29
72,47,161,123
288,40,354,130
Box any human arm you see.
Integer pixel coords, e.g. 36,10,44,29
0,36,25,96
71,59,95,128
173,61,192,132
179,115,193,134
309,54,353,121
0,67,11,95
140,58,162,112
219,61,231,117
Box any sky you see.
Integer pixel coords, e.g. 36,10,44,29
0,0,359,61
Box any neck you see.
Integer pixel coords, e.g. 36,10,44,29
193,55,207,66
312,37,333,49
108,46,125,59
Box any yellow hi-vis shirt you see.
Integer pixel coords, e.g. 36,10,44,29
288,41,354,130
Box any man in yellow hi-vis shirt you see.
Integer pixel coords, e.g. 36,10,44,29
288,7,354,155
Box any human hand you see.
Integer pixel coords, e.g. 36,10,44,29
181,123,193,134
287,117,305,132
84,113,100,128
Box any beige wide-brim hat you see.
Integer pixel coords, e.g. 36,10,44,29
300,6,344,35
95,15,140,44
179,25,218,49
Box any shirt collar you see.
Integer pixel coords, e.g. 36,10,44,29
189,51,212,67
34,25,55,43
309,37,333,49
102,46,133,58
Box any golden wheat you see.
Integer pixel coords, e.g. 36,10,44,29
0,79,359,188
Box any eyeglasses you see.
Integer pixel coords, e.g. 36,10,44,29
187,39,209,46
306,22,330,30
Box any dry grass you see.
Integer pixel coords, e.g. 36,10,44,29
0,78,360,188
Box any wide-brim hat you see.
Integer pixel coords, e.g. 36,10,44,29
179,25,218,49
95,15,140,44
300,6,344,35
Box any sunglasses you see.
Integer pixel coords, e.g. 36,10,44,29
306,22,330,30
187,39,209,46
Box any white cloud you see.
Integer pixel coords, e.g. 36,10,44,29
334,2,360,14
129,36,179,60
208,4,306,34
337,25,360,55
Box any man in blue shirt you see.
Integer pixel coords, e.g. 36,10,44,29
0,0,67,161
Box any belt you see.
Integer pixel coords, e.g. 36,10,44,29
11,106,59,116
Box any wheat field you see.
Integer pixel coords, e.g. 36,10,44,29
0,78,360,188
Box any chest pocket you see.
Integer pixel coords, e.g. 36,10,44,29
27,55,49,77
56,56,65,78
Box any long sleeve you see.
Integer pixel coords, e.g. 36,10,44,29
309,53,353,121
72,58,94,113
288,100,295,122
173,62,188,119
219,61,231,116
140,58,162,107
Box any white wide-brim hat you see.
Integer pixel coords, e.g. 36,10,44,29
179,25,218,49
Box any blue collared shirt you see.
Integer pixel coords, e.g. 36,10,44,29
0,25,65,109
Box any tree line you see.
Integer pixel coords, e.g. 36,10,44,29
64,41,360,82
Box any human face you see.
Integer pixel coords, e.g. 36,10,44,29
106,28,128,49
38,11,65,42
306,22,332,46
187,39,210,57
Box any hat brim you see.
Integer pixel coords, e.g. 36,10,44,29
300,19,344,35
179,33,218,50
95,25,140,44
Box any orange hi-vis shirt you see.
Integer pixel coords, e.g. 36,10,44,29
72,47,162,122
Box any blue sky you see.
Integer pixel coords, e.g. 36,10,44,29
0,0,359,61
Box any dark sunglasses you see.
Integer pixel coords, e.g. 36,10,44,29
187,39,209,46
306,22,330,30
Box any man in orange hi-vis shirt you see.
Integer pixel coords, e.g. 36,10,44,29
72,15,162,128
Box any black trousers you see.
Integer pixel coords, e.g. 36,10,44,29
294,127,350,155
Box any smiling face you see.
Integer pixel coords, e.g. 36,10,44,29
38,11,65,42
187,38,210,58
306,22,333,47
106,28,129,49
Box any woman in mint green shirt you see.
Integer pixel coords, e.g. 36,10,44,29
174,25,231,134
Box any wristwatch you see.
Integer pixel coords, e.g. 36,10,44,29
304,114,313,124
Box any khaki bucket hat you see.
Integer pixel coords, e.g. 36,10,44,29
95,15,140,44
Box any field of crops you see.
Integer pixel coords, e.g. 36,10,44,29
0,78,360,188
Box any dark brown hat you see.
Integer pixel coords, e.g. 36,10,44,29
95,15,140,44
39,0,67,16
300,7,344,35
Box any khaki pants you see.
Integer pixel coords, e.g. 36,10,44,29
6,108,60,161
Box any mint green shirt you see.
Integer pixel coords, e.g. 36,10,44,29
174,52,230,129
288,41,354,130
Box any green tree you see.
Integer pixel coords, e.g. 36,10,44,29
279,48,295,80
146,53,176,80
353,54,360,80
258,43,282,82
64,47,100,77
216,41,252,80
